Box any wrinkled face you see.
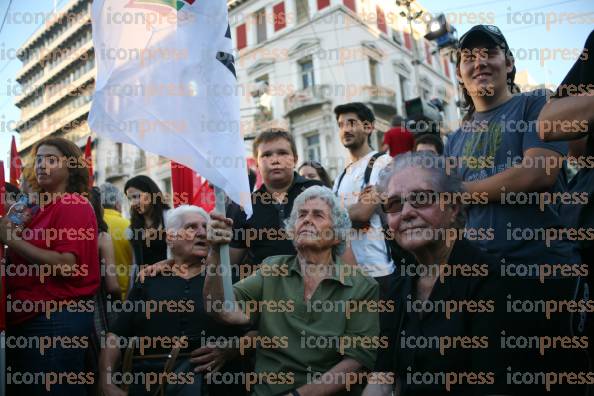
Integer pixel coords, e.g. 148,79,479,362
337,112,371,150
167,212,209,260
293,198,338,253
126,186,152,216
35,145,70,192
385,167,457,253
415,143,439,155
299,165,321,181
457,40,513,100
257,138,297,187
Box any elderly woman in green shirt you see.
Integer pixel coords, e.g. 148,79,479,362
204,186,381,396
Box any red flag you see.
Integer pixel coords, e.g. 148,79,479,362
84,136,93,187
193,177,215,212
0,160,6,331
170,162,215,211
9,136,22,186
247,158,263,190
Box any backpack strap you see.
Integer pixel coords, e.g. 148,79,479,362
336,152,384,193
363,152,384,187
335,167,348,193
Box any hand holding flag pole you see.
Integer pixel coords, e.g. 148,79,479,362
214,186,234,302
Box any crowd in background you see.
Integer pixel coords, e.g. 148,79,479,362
0,25,593,396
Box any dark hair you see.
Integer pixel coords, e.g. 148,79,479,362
334,102,375,144
391,115,404,127
124,175,170,230
252,129,297,159
5,182,19,196
32,137,89,195
298,161,333,188
89,187,108,233
413,133,444,155
456,44,520,121
4,182,20,205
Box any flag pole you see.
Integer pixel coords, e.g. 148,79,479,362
214,186,234,302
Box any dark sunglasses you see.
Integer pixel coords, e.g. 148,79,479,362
381,189,439,213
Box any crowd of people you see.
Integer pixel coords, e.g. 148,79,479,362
0,25,592,396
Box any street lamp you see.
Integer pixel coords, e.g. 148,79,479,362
396,0,423,96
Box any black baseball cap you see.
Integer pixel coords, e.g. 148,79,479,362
459,25,512,56
458,25,517,89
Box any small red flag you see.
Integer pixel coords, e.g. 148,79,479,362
170,162,215,211
9,136,22,186
84,136,93,187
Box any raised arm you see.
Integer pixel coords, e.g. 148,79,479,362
203,212,251,326
464,147,563,202
538,95,594,141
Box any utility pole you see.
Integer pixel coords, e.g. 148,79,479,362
396,0,423,97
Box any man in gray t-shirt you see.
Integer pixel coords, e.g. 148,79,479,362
447,25,587,395
445,90,579,266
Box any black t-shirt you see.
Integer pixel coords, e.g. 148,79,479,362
111,271,242,355
110,270,248,395
376,239,507,396
229,173,322,265
553,29,594,154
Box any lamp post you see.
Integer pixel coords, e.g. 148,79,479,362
397,0,423,97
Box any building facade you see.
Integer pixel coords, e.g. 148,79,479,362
230,0,458,177
14,0,458,198
14,0,171,200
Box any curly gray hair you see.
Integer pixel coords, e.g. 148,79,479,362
284,186,351,256
99,182,124,210
377,151,466,227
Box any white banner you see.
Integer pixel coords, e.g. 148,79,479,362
89,0,252,216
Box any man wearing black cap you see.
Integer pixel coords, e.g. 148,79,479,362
444,25,588,396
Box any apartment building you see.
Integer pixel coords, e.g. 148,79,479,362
230,0,458,177
14,0,458,195
13,0,172,198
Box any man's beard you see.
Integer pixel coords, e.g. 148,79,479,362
343,136,365,150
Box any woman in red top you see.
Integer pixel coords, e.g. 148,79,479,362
1,137,99,395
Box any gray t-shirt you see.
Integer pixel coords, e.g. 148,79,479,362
444,91,579,265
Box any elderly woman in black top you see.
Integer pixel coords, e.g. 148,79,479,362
363,151,507,396
99,205,245,396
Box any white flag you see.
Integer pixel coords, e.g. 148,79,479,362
89,0,252,216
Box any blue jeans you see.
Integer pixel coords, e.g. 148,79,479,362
6,309,94,396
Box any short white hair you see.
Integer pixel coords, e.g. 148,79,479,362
165,205,209,232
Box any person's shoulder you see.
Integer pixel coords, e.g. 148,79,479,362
293,174,324,192
450,239,500,277
261,254,294,266
295,174,323,187
515,89,549,106
345,265,380,292
259,255,294,279
53,193,94,216
373,152,393,169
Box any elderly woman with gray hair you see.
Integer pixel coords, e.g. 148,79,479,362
364,151,507,396
205,186,380,396
99,205,247,396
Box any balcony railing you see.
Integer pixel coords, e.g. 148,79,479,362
353,85,397,110
105,162,126,179
284,84,331,116
134,156,147,170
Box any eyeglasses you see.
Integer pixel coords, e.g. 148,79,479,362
381,189,439,213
